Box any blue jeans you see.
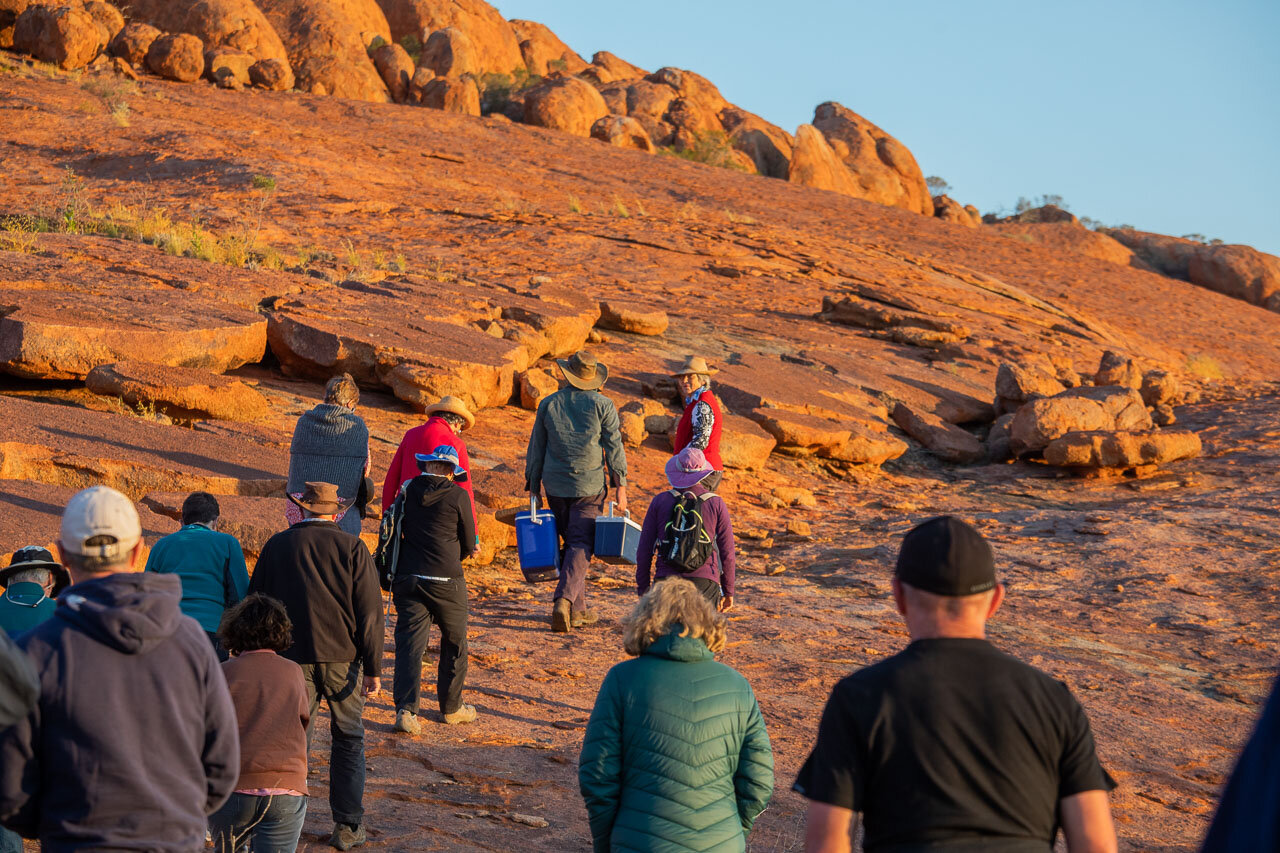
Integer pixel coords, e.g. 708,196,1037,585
209,792,306,852
0,826,21,853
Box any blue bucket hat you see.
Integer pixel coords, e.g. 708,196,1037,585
415,445,465,476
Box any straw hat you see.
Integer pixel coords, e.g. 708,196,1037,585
672,356,719,378
425,395,475,430
287,482,354,516
556,351,608,390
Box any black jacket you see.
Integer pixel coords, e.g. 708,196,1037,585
249,520,383,675
0,573,239,852
396,474,477,581
0,630,36,729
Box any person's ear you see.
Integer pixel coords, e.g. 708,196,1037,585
125,540,145,573
891,578,907,618
986,583,1005,620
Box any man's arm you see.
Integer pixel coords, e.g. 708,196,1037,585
734,693,773,830
457,490,477,560
598,398,628,511
804,802,855,853
0,633,40,835
0,633,36,729
1060,790,1117,853
350,542,385,680
524,401,548,494
381,436,407,512
201,648,240,815
634,496,662,595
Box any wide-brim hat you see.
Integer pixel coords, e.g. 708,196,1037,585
556,350,608,391
425,395,475,430
665,447,714,490
672,356,719,378
1,546,71,596
287,481,355,516
415,445,466,476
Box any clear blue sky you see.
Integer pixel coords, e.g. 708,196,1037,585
496,0,1279,254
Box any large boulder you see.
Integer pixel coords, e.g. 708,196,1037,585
1009,386,1153,455
788,124,860,196
995,362,1064,405
418,25,476,77
1044,430,1202,469
1187,243,1280,311
146,32,205,83
752,409,850,455
1140,370,1182,408
590,115,653,153
374,0,523,76
205,45,254,87
720,107,793,178
82,0,123,41
13,4,105,69
521,75,608,136
255,0,390,101
718,414,776,470
991,221,1145,268
586,49,646,83
114,0,289,64
248,55,293,89
597,301,667,336
508,18,584,76
518,367,558,410
86,361,271,422
1093,351,1142,389
108,20,159,65
933,194,980,228
1104,228,1203,279
419,74,479,115
891,403,983,464
811,101,932,216
371,40,412,101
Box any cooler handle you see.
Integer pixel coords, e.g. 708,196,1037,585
608,501,631,519
530,495,542,524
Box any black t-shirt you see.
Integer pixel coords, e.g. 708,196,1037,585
793,638,1115,852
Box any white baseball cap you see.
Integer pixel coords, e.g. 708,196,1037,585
60,486,142,559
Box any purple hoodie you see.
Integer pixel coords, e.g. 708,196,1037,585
636,483,737,596
0,572,239,852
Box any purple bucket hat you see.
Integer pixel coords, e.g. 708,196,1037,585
665,447,714,490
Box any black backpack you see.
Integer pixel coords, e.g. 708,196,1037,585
656,490,716,572
374,482,409,591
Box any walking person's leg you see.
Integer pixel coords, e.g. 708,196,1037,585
426,576,471,719
320,661,367,840
391,580,434,720
249,794,307,853
547,491,604,630
300,663,321,752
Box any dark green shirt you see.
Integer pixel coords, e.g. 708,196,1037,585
525,387,628,498
145,524,249,633
0,582,56,637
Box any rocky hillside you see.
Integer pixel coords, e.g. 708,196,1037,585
2,13,1280,852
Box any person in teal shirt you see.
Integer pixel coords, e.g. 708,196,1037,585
0,546,68,638
144,492,249,661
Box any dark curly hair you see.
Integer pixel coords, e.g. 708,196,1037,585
218,593,293,656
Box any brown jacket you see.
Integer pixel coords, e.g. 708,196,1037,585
222,651,309,793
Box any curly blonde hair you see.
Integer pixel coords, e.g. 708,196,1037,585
623,577,726,656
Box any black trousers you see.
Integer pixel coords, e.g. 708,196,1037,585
392,575,469,716
300,661,365,827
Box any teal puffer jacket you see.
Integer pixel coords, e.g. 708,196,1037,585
578,629,774,852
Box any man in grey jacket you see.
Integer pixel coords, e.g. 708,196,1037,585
525,351,628,633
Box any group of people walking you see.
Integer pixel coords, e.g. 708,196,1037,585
0,349,1268,852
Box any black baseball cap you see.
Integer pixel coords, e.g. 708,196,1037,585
895,516,996,597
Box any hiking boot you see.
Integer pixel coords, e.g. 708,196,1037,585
394,709,420,735
550,598,572,633
443,704,477,725
330,823,366,850
571,607,599,628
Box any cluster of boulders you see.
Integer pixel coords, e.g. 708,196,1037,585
1,0,983,224
6,0,294,88
988,352,1201,472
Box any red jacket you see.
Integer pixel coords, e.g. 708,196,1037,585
382,417,476,523
674,388,723,471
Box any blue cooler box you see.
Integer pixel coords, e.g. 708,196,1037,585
594,502,642,566
515,498,559,583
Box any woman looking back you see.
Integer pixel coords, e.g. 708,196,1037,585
578,578,774,852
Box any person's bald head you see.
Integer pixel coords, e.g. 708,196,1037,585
892,516,1004,640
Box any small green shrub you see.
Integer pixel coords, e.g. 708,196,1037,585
399,34,422,65
567,194,583,214
251,174,277,191
1185,354,1224,380
661,130,748,173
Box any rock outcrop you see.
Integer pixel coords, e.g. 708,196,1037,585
256,0,390,101
521,75,607,137
146,32,205,83
720,108,793,178
811,101,932,215
371,40,412,101
419,74,479,114
891,403,983,464
1094,351,1142,389
992,221,1144,268
1044,430,1202,469
248,55,293,89
374,0,523,76
788,124,859,196
1107,229,1280,312
13,4,105,69
86,362,271,421
508,18,584,76
933,194,980,227
108,20,159,65
589,115,653,152
1010,386,1153,455
116,0,289,64
596,301,667,336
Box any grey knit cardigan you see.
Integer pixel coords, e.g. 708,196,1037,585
287,403,369,536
